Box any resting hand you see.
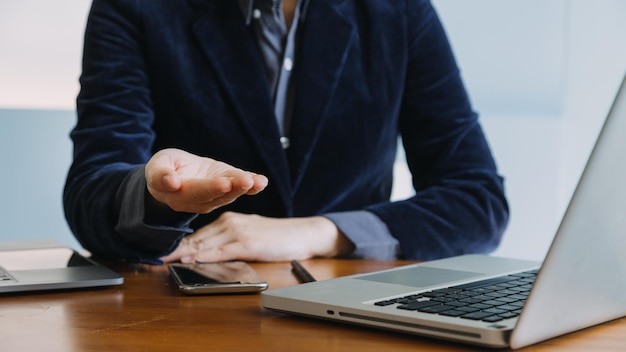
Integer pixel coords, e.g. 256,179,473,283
145,148,268,214
160,212,355,263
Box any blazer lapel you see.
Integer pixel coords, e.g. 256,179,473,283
191,0,293,208
288,0,354,191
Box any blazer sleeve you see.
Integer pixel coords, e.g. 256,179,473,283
367,0,509,260
63,0,183,262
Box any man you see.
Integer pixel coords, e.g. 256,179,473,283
64,0,509,264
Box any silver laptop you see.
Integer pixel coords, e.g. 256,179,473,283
0,240,123,293
262,73,626,349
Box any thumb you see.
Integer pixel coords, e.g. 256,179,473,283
161,171,182,191
146,167,181,192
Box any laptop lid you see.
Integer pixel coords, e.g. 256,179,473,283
509,73,626,348
0,240,123,293
261,73,626,349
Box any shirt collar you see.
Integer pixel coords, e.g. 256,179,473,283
239,0,310,26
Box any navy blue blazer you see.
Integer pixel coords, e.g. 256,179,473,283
64,0,509,262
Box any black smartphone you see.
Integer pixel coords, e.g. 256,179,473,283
168,261,268,295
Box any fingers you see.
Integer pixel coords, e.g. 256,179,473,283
248,174,269,195
161,236,200,263
195,242,247,263
163,213,250,263
173,177,252,213
162,235,250,264
161,215,231,263
168,174,267,213
184,177,233,201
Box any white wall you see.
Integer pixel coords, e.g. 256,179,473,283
401,0,626,261
1,0,625,261
0,1,90,109
432,0,626,260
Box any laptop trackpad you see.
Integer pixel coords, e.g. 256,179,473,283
356,266,482,288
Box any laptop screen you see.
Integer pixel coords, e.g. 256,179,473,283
0,248,94,271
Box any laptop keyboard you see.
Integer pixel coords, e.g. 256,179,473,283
0,266,16,283
374,270,538,323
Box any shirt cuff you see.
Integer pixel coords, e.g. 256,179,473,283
115,167,197,257
323,211,400,260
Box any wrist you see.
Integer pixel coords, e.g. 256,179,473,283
311,216,355,258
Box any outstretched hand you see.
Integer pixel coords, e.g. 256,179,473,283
145,148,268,214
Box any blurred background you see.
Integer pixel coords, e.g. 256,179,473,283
1,0,625,261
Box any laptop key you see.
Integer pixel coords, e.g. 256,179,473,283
395,298,418,304
397,300,440,311
483,308,508,315
461,311,496,320
419,304,456,314
374,300,396,306
458,297,484,304
456,306,480,313
494,297,518,303
482,315,505,323
468,303,493,310
498,311,520,319
508,293,528,300
439,309,466,317
452,276,518,290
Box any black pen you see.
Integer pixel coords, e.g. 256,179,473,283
290,260,316,283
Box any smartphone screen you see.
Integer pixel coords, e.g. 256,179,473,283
169,262,268,294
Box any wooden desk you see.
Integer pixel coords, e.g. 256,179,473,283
2,259,625,351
